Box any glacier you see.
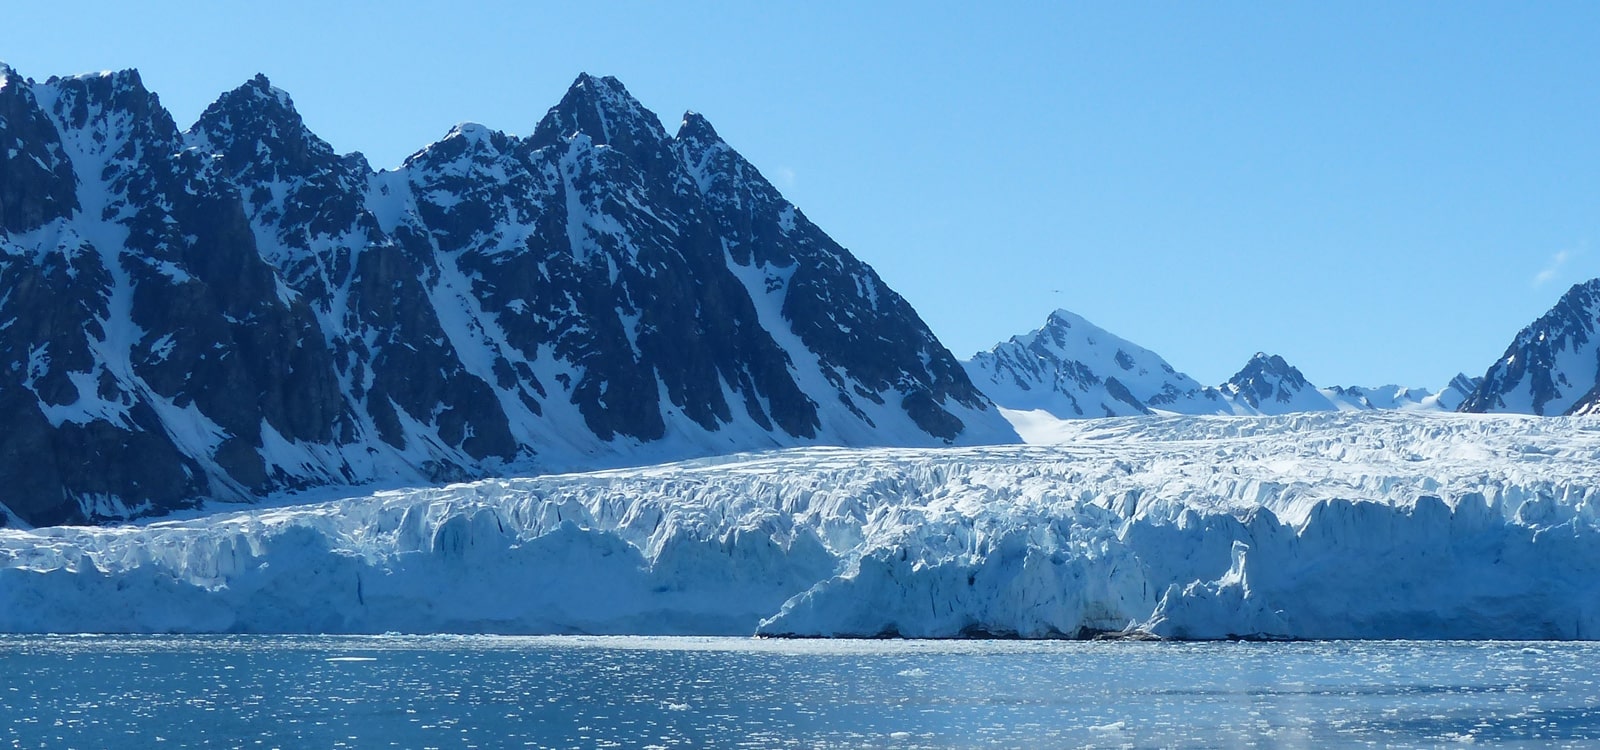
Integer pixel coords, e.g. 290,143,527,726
3,411,1599,639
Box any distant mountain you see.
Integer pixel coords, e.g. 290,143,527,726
965,310,1467,428
1218,353,1339,415
0,65,1014,527
1331,374,1481,412
1460,279,1600,416
961,309,1236,419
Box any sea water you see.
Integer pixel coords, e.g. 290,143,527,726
3,636,1598,748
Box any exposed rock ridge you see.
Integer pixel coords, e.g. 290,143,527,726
0,67,1014,527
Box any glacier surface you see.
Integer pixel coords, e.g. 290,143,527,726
3,411,1599,639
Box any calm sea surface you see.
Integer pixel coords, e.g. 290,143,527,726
3,635,1598,748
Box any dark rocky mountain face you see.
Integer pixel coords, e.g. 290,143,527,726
1460,279,1600,416
0,65,77,234
1448,373,1483,399
1223,354,1307,408
673,109,988,438
0,67,1013,527
0,67,339,525
1568,386,1600,416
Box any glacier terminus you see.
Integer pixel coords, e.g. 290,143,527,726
4,411,1598,640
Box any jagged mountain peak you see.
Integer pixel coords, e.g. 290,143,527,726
47,67,144,90
399,121,521,175
445,121,495,140
0,63,79,234
674,108,781,203
567,72,640,107
238,73,292,106
1221,352,1337,414
192,73,310,142
35,67,182,165
1042,307,1090,331
195,73,304,125
1567,277,1600,296
1460,277,1600,415
0,65,1016,526
41,67,165,119
1547,278,1600,328
529,73,669,157
1447,372,1481,394
963,308,1230,421
1011,308,1119,352
189,73,347,189
676,110,721,143
439,121,516,150
41,67,163,117
1528,278,1600,331
968,312,1478,431
1226,353,1309,391
573,72,623,91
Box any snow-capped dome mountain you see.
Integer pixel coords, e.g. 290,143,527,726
1459,278,1600,416
962,309,1236,419
0,66,1014,527
965,310,1473,435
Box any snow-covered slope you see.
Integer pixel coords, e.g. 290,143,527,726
963,309,1237,418
1326,374,1480,412
4,411,1597,640
1224,356,1475,415
0,66,1013,527
966,310,1472,435
1327,373,1481,412
1461,278,1600,416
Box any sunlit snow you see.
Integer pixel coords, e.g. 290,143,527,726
2,411,1596,639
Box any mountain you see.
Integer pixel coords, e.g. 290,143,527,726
0,66,1014,527
4,412,1597,640
1219,353,1340,414
1459,279,1600,416
1438,372,1487,410
964,310,1468,430
961,309,1236,419
1329,373,1481,412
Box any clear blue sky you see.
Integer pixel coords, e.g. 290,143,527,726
4,2,1597,388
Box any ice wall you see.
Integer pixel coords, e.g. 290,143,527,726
3,412,1597,639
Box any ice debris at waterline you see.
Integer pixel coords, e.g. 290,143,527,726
3,411,1599,639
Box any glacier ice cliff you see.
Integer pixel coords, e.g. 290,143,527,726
3,411,1598,639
